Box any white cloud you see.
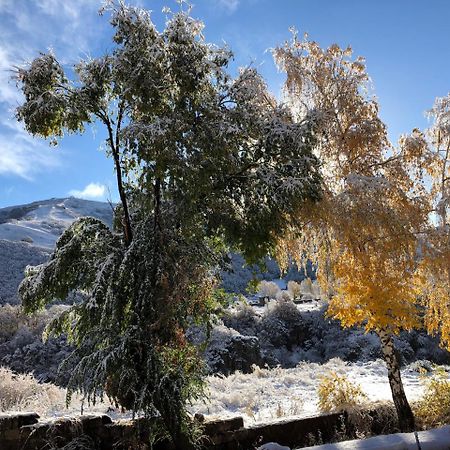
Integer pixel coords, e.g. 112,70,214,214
69,182,106,200
217,0,239,13
0,128,60,179
0,0,104,178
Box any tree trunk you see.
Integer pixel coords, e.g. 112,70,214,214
112,147,133,247
378,329,415,432
101,109,133,247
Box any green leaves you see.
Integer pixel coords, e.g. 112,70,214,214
16,53,88,139
19,217,119,313
16,3,322,446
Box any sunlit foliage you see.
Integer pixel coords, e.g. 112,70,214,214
274,33,449,431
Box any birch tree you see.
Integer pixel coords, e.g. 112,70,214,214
273,34,448,431
414,96,450,350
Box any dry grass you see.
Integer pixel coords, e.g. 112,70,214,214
0,366,124,419
0,366,66,414
0,303,69,343
413,368,450,429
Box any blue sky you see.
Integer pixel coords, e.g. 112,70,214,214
1,0,450,208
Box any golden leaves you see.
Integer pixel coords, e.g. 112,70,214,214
274,35,449,340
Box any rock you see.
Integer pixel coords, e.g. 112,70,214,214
205,325,263,375
0,412,40,431
203,416,244,435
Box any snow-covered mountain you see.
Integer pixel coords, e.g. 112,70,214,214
0,197,113,305
0,197,113,249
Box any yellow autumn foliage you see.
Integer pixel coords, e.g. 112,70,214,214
274,34,449,348
414,368,450,429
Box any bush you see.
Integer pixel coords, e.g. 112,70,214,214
276,290,292,302
0,304,22,343
287,281,301,300
222,302,259,336
257,281,280,299
0,304,68,343
414,368,450,429
264,298,302,324
0,304,73,385
0,366,65,413
204,325,263,374
259,299,305,349
300,278,313,295
318,371,368,413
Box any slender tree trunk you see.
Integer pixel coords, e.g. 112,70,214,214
100,108,133,247
111,147,133,246
378,329,415,432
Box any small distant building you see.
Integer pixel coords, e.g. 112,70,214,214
256,294,269,306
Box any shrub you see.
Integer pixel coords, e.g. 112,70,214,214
318,371,368,413
222,302,259,336
0,366,65,414
287,281,301,300
311,280,322,298
276,290,292,302
203,325,262,374
264,298,302,323
0,304,73,385
300,278,313,295
259,298,305,349
0,304,22,343
414,368,450,429
0,304,68,343
257,281,280,299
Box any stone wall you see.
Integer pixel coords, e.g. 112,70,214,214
0,409,394,449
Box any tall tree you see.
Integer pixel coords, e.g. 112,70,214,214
16,2,321,447
273,34,446,431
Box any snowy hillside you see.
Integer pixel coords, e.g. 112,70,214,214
0,197,113,249
0,197,113,305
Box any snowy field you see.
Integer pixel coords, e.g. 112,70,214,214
190,358,427,424
29,358,432,424
297,426,450,450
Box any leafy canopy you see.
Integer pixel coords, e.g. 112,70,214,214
274,34,449,341
16,2,322,446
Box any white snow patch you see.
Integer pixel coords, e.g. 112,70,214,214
258,443,291,450
300,425,450,450
190,359,427,425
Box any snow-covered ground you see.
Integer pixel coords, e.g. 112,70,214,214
26,358,435,425
297,426,450,450
190,358,427,424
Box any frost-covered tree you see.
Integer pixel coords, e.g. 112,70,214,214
287,280,301,299
257,280,281,299
273,34,449,431
414,97,450,350
15,2,321,447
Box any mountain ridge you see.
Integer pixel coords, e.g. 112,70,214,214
0,197,113,305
